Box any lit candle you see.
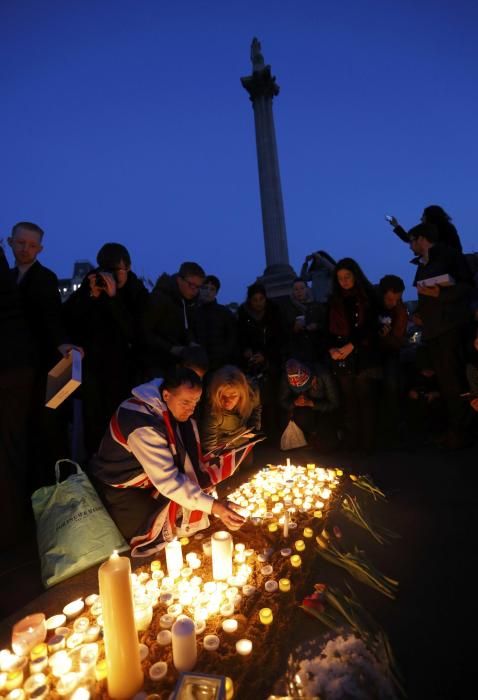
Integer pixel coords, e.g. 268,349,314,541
29,643,47,661
279,578,291,592
290,554,302,568
222,619,238,634
134,597,153,631
242,584,256,597
5,670,23,691
66,632,84,649
71,689,90,700
156,630,172,646
79,644,99,672
49,651,72,677
73,617,90,634
84,625,100,643
211,531,233,581
259,608,273,625
171,616,197,672
225,677,234,700
280,548,292,556
165,540,183,579
29,656,48,674
98,552,143,699
85,594,99,607
62,599,84,620
202,538,212,557
264,580,278,593
6,690,25,700
203,634,220,651
56,672,79,696
260,565,273,576
294,540,305,552
160,614,175,629
149,661,167,681
303,527,314,538
95,659,107,682
283,510,289,538
219,601,234,617
236,639,252,656
11,614,46,657
267,522,278,533
45,614,66,631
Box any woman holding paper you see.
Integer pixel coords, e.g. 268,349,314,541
199,365,262,456
89,367,245,556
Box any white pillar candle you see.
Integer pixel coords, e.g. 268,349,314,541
165,540,183,579
98,552,143,699
171,616,196,672
211,531,233,581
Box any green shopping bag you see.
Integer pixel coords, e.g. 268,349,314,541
32,460,129,588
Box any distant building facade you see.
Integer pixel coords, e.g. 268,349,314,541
58,260,94,300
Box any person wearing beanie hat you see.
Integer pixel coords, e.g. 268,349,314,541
279,358,340,451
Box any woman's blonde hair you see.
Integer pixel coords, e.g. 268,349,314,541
208,365,254,420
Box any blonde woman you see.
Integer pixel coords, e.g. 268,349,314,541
200,365,262,454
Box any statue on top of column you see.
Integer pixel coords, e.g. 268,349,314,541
251,37,265,72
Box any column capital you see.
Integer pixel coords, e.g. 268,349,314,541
240,65,280,102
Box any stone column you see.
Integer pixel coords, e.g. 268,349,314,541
241,38,296,296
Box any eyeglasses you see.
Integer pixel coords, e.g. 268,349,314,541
181,277,201,292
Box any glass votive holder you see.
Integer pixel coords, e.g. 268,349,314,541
259,608,273,625
279,578,291,592
12,614,46,658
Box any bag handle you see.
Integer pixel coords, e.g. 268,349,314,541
54,459,83,484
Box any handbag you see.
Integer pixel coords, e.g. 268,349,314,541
280,419,307,451
31,460,129,588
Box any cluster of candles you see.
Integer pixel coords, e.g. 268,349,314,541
2,461,342,699
228,460,341,535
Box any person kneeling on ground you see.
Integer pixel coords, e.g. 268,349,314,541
279,358,340,451
89,367,245,557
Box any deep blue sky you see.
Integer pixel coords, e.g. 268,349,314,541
1,0,477,302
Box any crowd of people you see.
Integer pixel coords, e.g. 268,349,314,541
2,204,478,551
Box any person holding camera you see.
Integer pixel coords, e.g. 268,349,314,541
300,250,336,304
63,242,149,457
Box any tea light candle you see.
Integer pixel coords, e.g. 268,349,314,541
264,580,278,593
279,578,291,592
171,616,197,672
235,543,245,552
49,650,72,677
84,625,101,643
138,643,149,661
290,554,302,568
212,531,233,581
219,601,234,617
303,527,314,538
90,601,102,617
294,540,305,552
167,603,183,619
149,661,167,681
73,617,90,634
6,689,26,700
56,672,80,696
242,583,257,597
79,644,98,672
280,548,292,556
98,552,143,698
71,689,90,700
260,565,273,576
267,522,278,533
259,608,273,625
66,632,84,649
160,614,175,629
47,635,66,653
202,538,212,557
5,670,23,691
222,619,238,634
29,656,48,674
85,594,99,607
180,567,192,579
203,634,220,651
134,598,153,631
63,599,84,620
11,614,46,657
54,627,71,638
95,659,107,682
156,630,172,646
165,540,183,579
46,614,66,631
29,644,47,661
236,639,252,656
194,620,206,634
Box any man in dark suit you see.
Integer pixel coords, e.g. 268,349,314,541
8,222,78,486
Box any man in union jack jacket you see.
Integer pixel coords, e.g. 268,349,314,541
89,367,247,556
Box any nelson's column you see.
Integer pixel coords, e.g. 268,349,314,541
241,37,296,297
